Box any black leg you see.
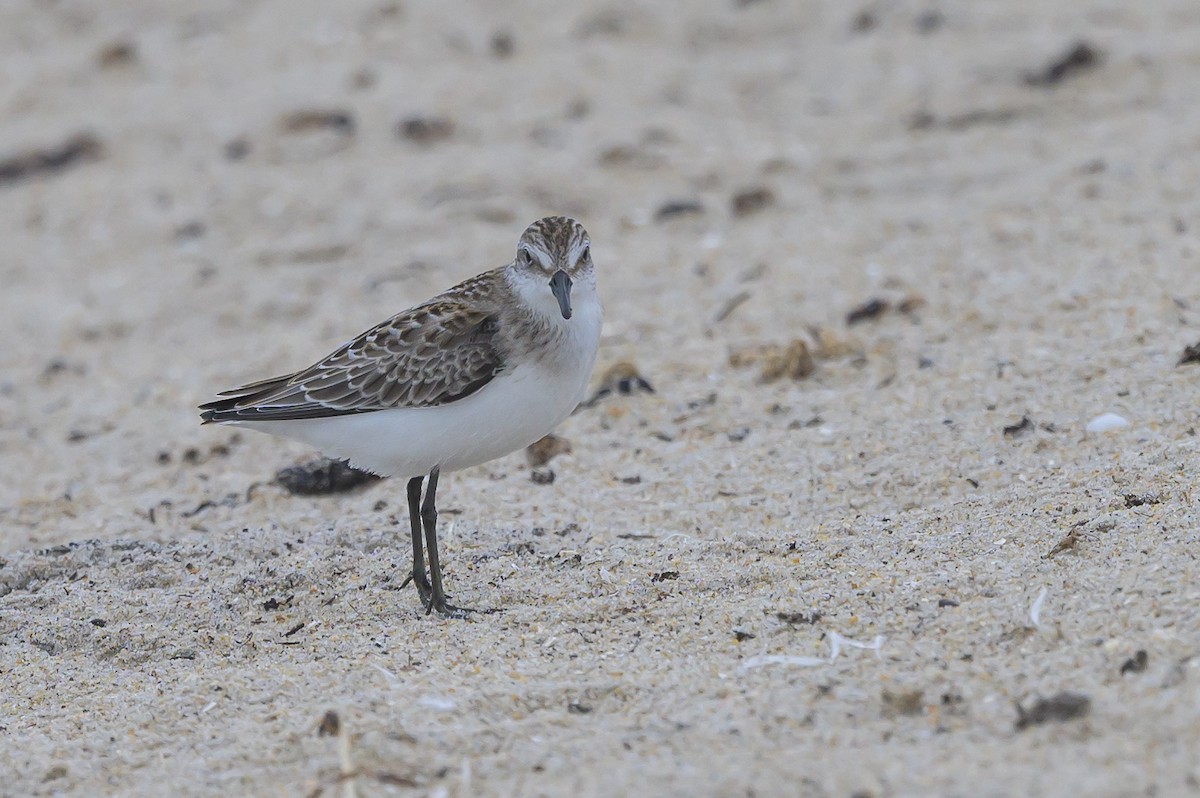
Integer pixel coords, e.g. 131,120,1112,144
419,467,468,617
402,476,432,604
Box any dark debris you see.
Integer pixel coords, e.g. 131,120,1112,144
882,689,925,717
655,200,704,221
846,298,890,325
775,610,822,625
1025,41,1102,87
1120,650,1148,675
317,710,340,737
1003,416,1034,438
1045,522,1084,559
397,116,454,144
96,40,137,68
490,31,515,58
1014,692,1091,730
910,108,1023,132
280,109,355,136
1178,343,1200,366
0,133,103,186
274,458,382,496
731,187,775,217
583,361,655,407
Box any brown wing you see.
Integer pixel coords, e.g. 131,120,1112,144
199,299,503,423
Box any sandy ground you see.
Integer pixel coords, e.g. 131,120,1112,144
2,0,1200,795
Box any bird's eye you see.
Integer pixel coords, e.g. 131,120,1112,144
580,245,590,262
518,248,534,267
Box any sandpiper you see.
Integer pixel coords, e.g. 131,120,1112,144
200,217,602,616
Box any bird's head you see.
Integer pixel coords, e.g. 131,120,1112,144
509,216,595,320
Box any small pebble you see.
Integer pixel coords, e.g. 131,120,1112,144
1085,413,1128,433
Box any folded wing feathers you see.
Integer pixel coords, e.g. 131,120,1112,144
200,297,504,423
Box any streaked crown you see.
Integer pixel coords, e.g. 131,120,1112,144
515,216,591,274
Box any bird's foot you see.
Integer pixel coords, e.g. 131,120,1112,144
423,593,473,619
399,570,434,605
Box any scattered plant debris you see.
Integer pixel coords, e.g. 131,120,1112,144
910,108,1023,132
1014,692,1091,730
1123,493,1161,508
526,434,572,467
531,468,556,485
397,116,454,144
846,298,889,325
262,595,294,611
0,133,103,186
597,143,663,169
96,40,137,68
655,200,704,221
1025,41,1101,87
731,187,775,217
651,571,680,583
41,358,85,381
1120,650,1148,675
1045,523,1083,558
274,458,382,496
224,138,251,160
938,598,959,608
181,492,241,518
1178,342,1200,366
583,361,654,407
1003,416,1034,438
490,31,515,58
733,628,756,642
729,339,815,382
775,611,822,625
882,689,924,717
835,292,925,323
711,290,751,325
317,710,340,737
567,701,592,714
914,10,944,33
172,441,235,467
851,10,876,32
280,109,355,136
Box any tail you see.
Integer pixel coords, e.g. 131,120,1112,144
198,373,295,424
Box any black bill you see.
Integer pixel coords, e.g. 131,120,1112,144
549,269,573,319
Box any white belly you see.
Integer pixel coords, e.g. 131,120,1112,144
232,301,601,478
